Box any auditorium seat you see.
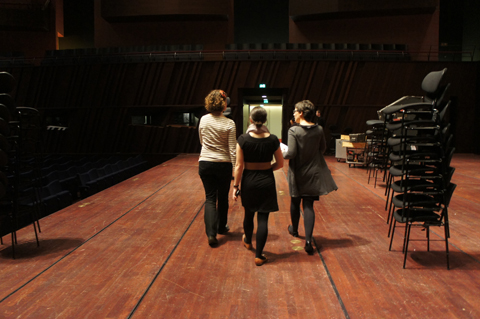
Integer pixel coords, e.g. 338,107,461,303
41,180,73,217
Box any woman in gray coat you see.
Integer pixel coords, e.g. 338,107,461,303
283,100,338,254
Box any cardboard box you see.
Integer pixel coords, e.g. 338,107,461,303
349,133,366,142
342,141,367,148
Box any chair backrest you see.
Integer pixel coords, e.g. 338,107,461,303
444,183,456,207
443,147,455,169
0,72,14,93
421,68,447,95
57,161,73,172
421,68,450,106
0,103,11,122
442,132,453,151
103,164,113,175
437,100,451,123
79,162,93,174
0,94,16,117
444,166,455,187
94,158,107,168
77,171,91,185
67,166,78,177
96,167,106,178
434,83,450,108
88,168,99,180
46,180,63,195
45,170,60,184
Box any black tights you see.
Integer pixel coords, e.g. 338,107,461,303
243,209,270,258
290,197,315,242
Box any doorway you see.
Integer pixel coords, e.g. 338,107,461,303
240,88,288,142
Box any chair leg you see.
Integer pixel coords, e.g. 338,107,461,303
389,220,397,251
382,164,388,182
402,218,410,253
426,226,430,252
444,213,450,238
32,221,40,247
11,231,15,259
387,192,395,229
385,174,392,208
445,225,450,270
403,223,412,269
387,202,395,236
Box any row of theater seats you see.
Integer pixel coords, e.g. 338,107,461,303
226,43,407,51
42,45,206,65
36,155,150,216
224,43,409,61
38,42,409,65
1,152,150,254
45,44,204,57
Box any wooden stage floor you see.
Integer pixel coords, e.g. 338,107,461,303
0,153,479,318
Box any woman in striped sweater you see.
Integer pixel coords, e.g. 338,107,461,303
198,90,237,247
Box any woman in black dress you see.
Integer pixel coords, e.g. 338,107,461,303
232,106,284,266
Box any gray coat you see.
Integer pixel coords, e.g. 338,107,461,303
283,125,338,197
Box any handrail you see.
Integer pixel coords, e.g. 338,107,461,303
0,3,46,10
0,47,477,64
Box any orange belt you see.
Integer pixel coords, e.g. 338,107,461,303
244,162,272,170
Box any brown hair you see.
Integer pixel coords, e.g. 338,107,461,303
250,106,267,128
204,90,227,113
295,100,316,122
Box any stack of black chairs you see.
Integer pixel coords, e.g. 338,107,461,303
0,71,45,257
377,68,455,269
0,72,15,248
365,119,389,188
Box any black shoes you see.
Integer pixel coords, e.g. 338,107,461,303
208,236,218,247
218,225,230,235
288,225,299,237
304,241,314,255
208,224,229,247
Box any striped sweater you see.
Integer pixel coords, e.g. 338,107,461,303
198,113,236,165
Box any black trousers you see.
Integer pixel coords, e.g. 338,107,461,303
199,161,232,237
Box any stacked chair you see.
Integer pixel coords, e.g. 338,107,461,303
0,72,44,258
375,68,455,269
0,72,15,248
365,119,389,188
0,72,149,258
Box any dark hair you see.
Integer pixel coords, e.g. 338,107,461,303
204,90,227,113
250,106,267,128
295,100,316,122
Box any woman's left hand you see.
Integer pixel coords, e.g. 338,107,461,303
232,187,240,201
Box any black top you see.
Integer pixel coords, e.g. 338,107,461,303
237,134,280,162
283,125,338,197
317,117,326,128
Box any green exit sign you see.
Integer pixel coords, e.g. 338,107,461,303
259,83,266,88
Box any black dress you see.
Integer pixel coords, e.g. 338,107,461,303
237,134,280,213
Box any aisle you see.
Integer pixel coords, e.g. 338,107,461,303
0,154,479,318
